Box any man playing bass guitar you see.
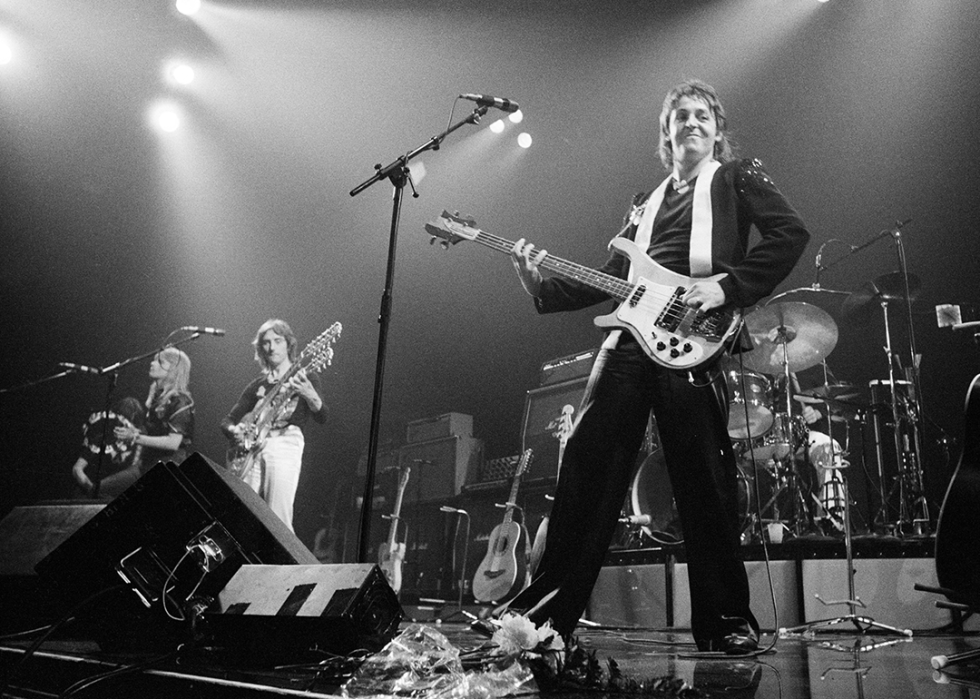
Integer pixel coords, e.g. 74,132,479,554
500,80,809,654
222,318,327,531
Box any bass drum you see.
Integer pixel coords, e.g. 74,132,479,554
630,448,751,545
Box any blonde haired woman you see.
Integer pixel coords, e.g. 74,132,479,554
72,347,195,499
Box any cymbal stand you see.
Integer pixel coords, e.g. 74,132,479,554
779,465,913,639
768,327,812,537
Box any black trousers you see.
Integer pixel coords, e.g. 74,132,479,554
508,340,757,643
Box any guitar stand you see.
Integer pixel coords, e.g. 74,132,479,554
436,506,473,623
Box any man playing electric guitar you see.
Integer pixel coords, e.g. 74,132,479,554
221,318,327,531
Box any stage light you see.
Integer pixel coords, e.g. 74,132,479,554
489,119,505,133
175,0,202,16
167,62,195,86
508,110,523,124
517,132,532,149
0,42,12,66
151,104,182,133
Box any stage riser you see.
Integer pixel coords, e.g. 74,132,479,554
588,558,948,632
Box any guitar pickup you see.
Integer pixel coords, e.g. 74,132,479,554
656,288,688,333
628,284,647,308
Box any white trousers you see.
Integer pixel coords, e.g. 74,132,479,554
244,425,304,531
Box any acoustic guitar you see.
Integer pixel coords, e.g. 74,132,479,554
473,449,533,603
378,463,412,595
226,322,342,480
934,374,980,609
425,211,741,371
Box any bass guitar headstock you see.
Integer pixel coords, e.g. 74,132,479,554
424,210,480,249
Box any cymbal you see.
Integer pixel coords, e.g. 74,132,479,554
767,286,850,316
794,382,861,404
842,272,921,322
740,301,839,374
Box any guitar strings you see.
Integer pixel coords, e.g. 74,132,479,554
475,230,720,327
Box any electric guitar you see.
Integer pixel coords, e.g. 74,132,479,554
424,211,741,371
473,449,533,603
935,374,980,609
379,463,411,595
226,322,342,480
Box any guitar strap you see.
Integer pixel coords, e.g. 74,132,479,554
603,159,721,351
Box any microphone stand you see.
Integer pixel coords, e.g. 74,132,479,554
350,103,491,563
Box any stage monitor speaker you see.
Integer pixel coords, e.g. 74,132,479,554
521,377,588,480
397,435,483,503
0,503,105,629
34,452,318,622
203,563,403,660
0,503,104,578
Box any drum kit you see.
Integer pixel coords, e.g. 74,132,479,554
627,270,930,546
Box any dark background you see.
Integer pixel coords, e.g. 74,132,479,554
2,0,978,551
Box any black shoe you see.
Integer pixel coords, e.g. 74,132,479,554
470,618,497,639
718,630,759,655
695,629,759,655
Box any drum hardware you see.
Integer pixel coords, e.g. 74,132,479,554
844,269,930,537
738,302,840,540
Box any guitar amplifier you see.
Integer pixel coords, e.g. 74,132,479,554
406,412,473,443
397,435,483,504
539,348,597,386
521,377,589,481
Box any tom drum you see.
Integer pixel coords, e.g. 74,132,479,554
726,370,774,441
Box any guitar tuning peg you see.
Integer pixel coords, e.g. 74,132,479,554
429,236,436,245
440,241,450,250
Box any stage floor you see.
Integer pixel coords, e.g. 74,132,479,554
3,620,980,698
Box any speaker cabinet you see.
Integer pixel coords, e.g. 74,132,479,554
203,563,403,659
397,435,483,503
521,377,588,480
34,453,317,621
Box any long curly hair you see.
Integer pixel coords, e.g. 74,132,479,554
146,347,192,414
657,79,736,170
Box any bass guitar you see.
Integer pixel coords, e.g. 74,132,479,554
935,374,980,609
378,463,412,595
473,448,533,603
425,211,741,371
226,322,342,479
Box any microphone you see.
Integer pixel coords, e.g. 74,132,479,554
181,326,226,336
59,362,101,375
440,506,469,515
619,514,651,526
459,93,520,114
813,242,827,290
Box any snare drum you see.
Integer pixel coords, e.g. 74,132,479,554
740,412,807,462
726,369,774,440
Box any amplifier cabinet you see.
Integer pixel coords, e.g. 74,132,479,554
406,412,473,443
521,377,588,481
398,435,483,503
